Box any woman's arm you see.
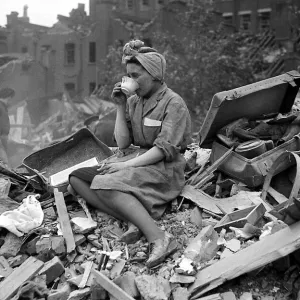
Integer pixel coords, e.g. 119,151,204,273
125,146,165,167
98,146,165,174
114,104,131,149
111,83,132,149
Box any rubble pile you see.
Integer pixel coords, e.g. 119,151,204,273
0,136,299,300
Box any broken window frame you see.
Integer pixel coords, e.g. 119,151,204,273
239,13,251,32
126,0,134,10
65,43,75,65
258,11,271,32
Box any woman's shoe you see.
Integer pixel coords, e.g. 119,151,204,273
119,223,142,244
146,232,178,268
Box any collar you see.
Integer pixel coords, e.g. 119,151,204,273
142,83,168,117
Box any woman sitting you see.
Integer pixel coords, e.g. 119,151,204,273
68,40,192,268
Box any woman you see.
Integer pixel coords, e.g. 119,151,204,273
69,40,192,268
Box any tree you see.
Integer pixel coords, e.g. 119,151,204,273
98,0,260,127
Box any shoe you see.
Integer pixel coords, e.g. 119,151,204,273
146,232,178,268
119,223,142,244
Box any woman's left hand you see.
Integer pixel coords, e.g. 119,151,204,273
97,162,129,174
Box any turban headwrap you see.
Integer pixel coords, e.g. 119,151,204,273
122,40,166,83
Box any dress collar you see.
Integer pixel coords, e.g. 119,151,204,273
142,83,168,117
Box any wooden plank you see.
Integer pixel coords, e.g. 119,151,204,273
180,185,222,214
0,256,13,278
54,188,76,253
267,187,288,204
188,220,300,299
0,256,44,300
92,269,135,300
78,261,93,289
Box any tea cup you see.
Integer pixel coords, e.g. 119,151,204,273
121,76,139,96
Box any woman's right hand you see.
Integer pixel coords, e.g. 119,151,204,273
111,82,127,106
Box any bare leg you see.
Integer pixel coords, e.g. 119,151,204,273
69,176,125,221
95,189,164,243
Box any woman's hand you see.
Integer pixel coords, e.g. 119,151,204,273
111,82,127,106
97,161,129,174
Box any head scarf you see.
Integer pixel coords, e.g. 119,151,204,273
122,40,166,82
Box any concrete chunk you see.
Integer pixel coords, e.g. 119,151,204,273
39,256,65,284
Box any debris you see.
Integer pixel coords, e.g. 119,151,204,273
135,275,171,300
184,225,219,264
260,220,288,240
112,271,140,299
0,256,44,300
172,287,189,300
110,259,126,279
51,236,66,255
36,236,51,253
188,220,300,298
175,257,196,275
225,239,241,252
54,188,76,253
0,256,13,278
214,204,266,232
48,283,71,300
7,253,28,267
74,234,86,246
240,292,253,300
72,217,97,234
0,232,23,258
222,291,237,300
39,256,65,285
68,287,91,300
78,260,93,289
169,273,196,284
92,268,135,300
190,207,203,227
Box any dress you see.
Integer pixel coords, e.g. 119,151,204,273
71,83,192,219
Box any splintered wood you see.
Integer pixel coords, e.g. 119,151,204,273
0,256,44,300
54,188,76,253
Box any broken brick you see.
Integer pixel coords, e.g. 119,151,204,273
172,287,189,300
51,236,66,255
135,275,171,300
36,236,51,253
39,256,65,285
112,271,140,299
48,283,71,300
0,232,23,258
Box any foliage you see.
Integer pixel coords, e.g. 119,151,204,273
98,0,263,127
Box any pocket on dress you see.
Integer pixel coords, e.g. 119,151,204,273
143,118,162,143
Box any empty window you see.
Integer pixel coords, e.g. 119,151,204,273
21,46,28,53
65,43,75,64
89,82,96,94
223,15,233,25
157,0,164,4
258,12,271,31
142,0,149,5
240,14,251,32
65,83,76,97
89,42,96,63
127,0,134,10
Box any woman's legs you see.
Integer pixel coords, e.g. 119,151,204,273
95,189,164,243
69,175,164,243
69,176,125,221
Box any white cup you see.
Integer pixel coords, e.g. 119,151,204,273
121,76,139,96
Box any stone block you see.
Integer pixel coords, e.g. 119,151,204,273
172,287,189,300
74,234,86,246
112,271,140,299
90,278,108,300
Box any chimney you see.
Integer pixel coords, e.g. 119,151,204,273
78,3,85,12
6,11,19,26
